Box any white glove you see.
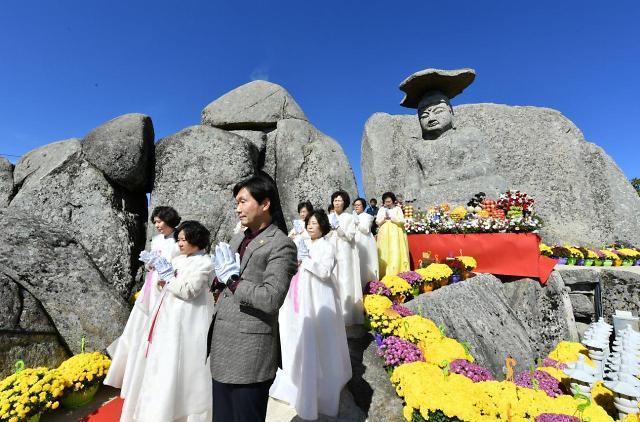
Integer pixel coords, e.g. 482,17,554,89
297,239,310,261
330,213,340,230
154,257,176,283
293,219,305,235
139,250,154,264
214,242,241,285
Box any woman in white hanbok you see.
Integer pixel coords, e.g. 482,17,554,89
270,210,352,420
352,198,379,286
105,206,181,391
288,200,313,246
327,190,363,326
120,221,215,422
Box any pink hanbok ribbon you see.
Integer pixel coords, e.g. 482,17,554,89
140,270,154,304
289,270,301,314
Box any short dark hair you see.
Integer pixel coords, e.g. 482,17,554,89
174,220,210,250
381,192,397,203
370,198,377,204
353,197,367,209
306,209,331,237
233,171,288,234
330,190,351,210
150,206,181,228
297,201,314,214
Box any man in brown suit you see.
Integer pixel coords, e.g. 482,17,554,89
209,171,297,421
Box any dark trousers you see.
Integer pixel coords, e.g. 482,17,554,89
212,378,273,422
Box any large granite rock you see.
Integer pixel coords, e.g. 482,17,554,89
200,81,357,223
13,138,81,188
82,113,154,193
151,125,258,243
0,157,13,207
404,274,538,377
0,274,69,377
0,209,129,365
268,119,358,222
500,274,578,359
10,142,147,298
348,335,405,422
201,80,307,130
361,105,640,246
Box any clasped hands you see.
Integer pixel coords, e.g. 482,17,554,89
212,242,241,285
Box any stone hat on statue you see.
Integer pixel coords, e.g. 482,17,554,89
399,68,476,108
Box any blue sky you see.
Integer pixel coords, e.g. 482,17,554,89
1,1,638,194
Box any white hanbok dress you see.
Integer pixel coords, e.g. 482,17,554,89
270,237,352,420
119,251,215,422
327,211,363,325
353,212,379,286
105,234,179,391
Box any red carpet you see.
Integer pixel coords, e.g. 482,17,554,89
82,397,123,422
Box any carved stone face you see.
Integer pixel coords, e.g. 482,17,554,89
417,92,454,139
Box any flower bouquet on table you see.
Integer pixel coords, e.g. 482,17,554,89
0,365,66,422
57,352,111,409
456,256,477,280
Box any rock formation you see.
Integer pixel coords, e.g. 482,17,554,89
362,68,640,246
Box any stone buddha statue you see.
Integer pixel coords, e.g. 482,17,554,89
399,68,506,206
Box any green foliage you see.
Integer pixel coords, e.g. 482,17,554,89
632,178,640,196
412,409,464,422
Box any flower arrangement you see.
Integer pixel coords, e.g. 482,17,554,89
546,341,595,367
415,264,453,282
600,249,619,260
616,248,640,259
365,280,391,297
455,256,477,271
397,271,423,286
535,415,580,422
57,352,110,393
565,246,584,259
381,275,412,296
377,336,424,368
404,191,543,235
449,359,494,382
391,361,612,422
497,190,535,215
362,282,617,422
0,367,65,421
514,369,566,398
539,243,554,257
419,337,474,365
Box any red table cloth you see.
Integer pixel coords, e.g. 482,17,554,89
407,233,556,284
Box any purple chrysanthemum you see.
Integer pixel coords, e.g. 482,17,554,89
542,358,567,370
535,414,580,422
397,271,423,286
377,335,424,367
515,370,565,398
449,359,494,382
391,303,414,317
365,280,391,296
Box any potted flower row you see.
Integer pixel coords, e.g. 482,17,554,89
541,244,640,267
0,352,111,421
362,293,615,421
365,258,478,304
